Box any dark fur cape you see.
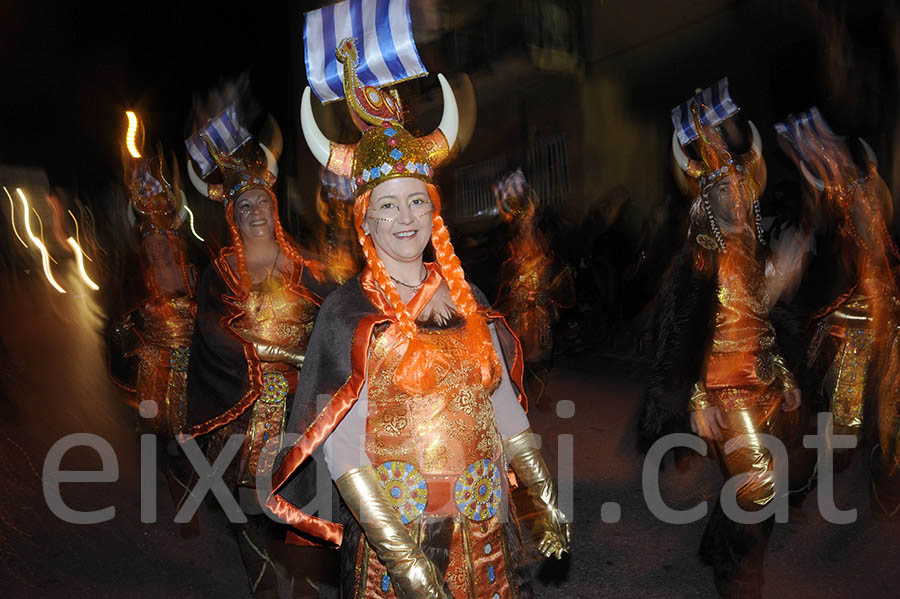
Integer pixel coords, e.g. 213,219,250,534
638,246,718,444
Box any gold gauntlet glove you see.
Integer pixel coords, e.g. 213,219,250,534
772,354,797,392
503,429,570,559
689,382,710,412
233,328,305,368
252,341,305,368
335,466,451,599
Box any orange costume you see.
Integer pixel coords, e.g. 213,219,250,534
668,87,799,599
776,108,900,515
113,153,197,437
494,180,574,367
183,113,329,488
269,38,568,599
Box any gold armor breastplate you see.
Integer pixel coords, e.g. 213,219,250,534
365,323,502,479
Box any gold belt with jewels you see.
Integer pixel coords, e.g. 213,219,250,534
375,459,503,523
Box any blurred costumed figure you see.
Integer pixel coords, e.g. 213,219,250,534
314,168,362,285
268,36,568,599
493,169,574,408
113,152,197,437
183,95,332,597
776,108,900,518
108,119,200,531
640,81,802,599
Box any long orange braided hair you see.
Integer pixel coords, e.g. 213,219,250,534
353,182,500,395
225,187,324,291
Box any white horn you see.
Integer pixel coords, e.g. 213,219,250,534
260,143,279,180
748,120,762,157
179,190,189,223
436,73,458,150
186,159,209,197
800,162,825,191
301,87,331,167
859,138,877,168
671,131,690,172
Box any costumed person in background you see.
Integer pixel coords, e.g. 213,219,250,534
640,81,801,599
315,167,362,286
109,118,199,522
493,169,574,409
775,108,900,518
183,100,331,597
267,38,569,599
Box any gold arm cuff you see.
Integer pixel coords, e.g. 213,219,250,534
335,466,450,599
772,354,797,391
689,382,710,411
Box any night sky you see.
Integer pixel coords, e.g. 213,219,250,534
1,1,298,186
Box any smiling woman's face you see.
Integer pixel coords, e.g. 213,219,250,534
364,177,433,266
234,188,275,242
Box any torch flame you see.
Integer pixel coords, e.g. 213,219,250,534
126,111,141,158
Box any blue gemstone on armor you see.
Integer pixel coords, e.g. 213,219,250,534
488,565,495,582
263,432,269,442
384,128,397,137
390,148,403,160
484,543,492,554
381,574,391,591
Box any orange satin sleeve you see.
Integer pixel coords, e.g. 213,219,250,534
267,310,391,547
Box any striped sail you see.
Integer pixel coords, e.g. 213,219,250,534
671,77,740,146
304,0,427,103
184,103,251,177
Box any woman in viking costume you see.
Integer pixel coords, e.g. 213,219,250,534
183,108,331,595
113,150,197,438
642,97,801,599
267,39,569,599
776,109,900,518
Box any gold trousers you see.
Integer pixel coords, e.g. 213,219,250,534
712,404,787,511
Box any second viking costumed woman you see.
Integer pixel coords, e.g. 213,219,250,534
183,107,332,595
268,40,569,599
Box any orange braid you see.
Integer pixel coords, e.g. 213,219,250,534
353,190,418,337
426,184,499,387
273,202,326,284
224,202,252,290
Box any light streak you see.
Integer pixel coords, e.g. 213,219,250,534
126,111,141,158
30,205,57,264
66,237,99,290
16,188,65,293
2,186,28,248
67,209,92,262
182,204,205,242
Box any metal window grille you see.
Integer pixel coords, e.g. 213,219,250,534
526,134,569,207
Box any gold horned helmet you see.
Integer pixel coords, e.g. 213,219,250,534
127,153,186,238
671,101,766,203
300,38,458,197
121,111,185,238
186,136,279,205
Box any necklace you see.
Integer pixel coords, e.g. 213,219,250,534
390,268,427,290
268,247,281,276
